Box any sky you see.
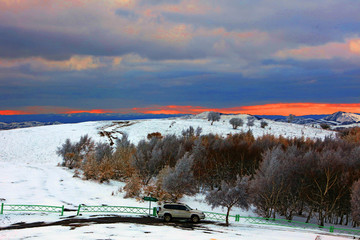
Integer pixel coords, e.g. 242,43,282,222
0,0,360,115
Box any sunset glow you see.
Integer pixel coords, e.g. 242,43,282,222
1,103,360,116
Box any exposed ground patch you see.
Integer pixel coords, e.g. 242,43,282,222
0,215,216,231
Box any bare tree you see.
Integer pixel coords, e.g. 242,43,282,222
94,142,113,162
162,153,197,201
229,118,244,129
260,121,268,128
287,114,295,123
351,180,360,226
56,135,95,168
131,139,164,185
206,177,249,225
247,117,255,128
208,112,221,125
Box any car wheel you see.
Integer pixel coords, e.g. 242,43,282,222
191,215,200,223
164,214,172,222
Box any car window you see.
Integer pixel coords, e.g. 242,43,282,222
178,205,187,211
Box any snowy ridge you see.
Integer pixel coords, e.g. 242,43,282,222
323,111,360,123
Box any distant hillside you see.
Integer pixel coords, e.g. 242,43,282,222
0,113,185,123
257,111,360,127
255,114,328,120
0,113,185,130
0,121,61,130
323,111,360,124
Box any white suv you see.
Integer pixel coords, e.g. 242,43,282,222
157,203,205,223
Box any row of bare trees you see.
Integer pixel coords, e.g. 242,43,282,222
251,140,360,226
57,127,360,227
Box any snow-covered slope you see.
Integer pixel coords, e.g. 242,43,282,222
0,115,334,165
323,111,360,124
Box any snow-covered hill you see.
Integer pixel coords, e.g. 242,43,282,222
323,111,360,124
266,111,360,127
0,114,349,240
0,114,334,165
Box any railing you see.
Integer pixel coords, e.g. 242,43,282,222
76,205,156,216
1,202,359,237
203,211,234,221
0,203,64,216
238,216,360,236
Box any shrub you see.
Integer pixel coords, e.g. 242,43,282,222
162,153,197,201
260,121,268,128
320,123,330,130
247,117,255,128
147,132,163,140
56,135,95,169
207,112,221,125
229,118,244,129
124,174,142,198
287,114,295,123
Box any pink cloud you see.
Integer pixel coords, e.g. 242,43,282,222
0,56,103,71
154,24,193,44
275,38,360,60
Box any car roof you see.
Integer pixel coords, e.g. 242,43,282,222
163,202,185,205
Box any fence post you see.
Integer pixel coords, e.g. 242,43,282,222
60,205,64,216
152,207,157,217
0,203,4,214
329,226,334,233
77,204,82,216
235,214,240,222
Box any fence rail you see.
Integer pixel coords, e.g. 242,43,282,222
0,203,64,216
76,205,156,216
238,216,360,236
203,211,234,221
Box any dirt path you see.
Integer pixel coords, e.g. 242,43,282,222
0,215,217,231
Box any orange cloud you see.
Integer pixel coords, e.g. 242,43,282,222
349,39,360,54
133,105,215,115
157,0,212,15
66,109,113,114
154,24,193,44
40,56,101,71
0,55,102,71
275,38,360,60
2,103,360,116
0,110,28,115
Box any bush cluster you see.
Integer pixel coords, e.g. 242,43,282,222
57,127,360,227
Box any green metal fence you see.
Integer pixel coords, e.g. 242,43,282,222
236,215,360,236
76,204,156,216
203,211,235,221
1,202,359,237
0,203,64,216
203,211,360,236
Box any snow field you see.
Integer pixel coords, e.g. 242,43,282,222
0,115,349,239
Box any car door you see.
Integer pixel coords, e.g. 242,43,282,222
177,205,191,218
